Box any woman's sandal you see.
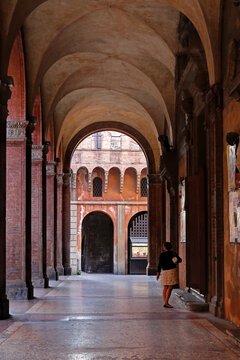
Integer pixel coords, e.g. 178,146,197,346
163,304,173,308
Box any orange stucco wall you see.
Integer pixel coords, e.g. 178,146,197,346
223,100,240,327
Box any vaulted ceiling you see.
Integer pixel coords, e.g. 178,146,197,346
0,0,221,170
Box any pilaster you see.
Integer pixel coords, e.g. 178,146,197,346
205,84,224,317
146,173,163,275
0,77,13,318
31,145,45,287
6,119,33,299
62,173,72,275
55,173,64,276
46,161,57,280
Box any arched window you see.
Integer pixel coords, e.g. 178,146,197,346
141,177,148,197
93,177,103,197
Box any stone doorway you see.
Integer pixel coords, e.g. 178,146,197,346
128,211,148,274
81,211,113,273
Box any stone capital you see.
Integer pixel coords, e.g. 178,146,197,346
148,173,162,185
46,161,56,176
6,120,28,141
205,83,222,117
63,173,71,187
32,145,43,162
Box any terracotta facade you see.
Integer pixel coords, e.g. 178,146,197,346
70,132,148,274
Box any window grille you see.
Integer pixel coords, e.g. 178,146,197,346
130,213,148,238
141,177,148,197
93,177,102,197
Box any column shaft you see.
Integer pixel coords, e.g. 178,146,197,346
62,173,71,275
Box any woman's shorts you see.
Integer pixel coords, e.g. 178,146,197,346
161,268,178,286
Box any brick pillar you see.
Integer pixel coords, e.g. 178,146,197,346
0,77,12,319
55,173,64,276
46,161,57,280
31,145,45,287
205,84,224,317
42,141,50,287
6,120,33,299
146,174,163,275
62,173,72,275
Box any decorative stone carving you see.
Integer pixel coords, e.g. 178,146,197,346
32,145,43,161
158,135,172,153
104,171,109,192
120,172,124,193
6,120,28,140
43,141,51,155
88,172,92,192
26,116,37,140
159,150,178,197
148,173,162,184
205,84,222,118
46,161,56,176
72,173,77,190
63,173,71,187
136,173,140,193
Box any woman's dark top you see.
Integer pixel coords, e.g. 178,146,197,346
157,250,182,273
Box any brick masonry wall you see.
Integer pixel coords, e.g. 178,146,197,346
6,140,27,295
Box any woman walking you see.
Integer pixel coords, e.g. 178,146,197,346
156,242,182,308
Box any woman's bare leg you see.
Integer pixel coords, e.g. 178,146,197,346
166,285,174,306
163,285,167,305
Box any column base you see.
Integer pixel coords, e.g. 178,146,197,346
0,295,9,320
57,266,64,276
64,266,72,276
146,265,157,276
47,266,58,280
6,282,34,300
209,295,224,317
32,277,45,288
44,276,49,288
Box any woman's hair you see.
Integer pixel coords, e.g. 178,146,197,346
164,242,172,251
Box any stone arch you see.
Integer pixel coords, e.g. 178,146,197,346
63,122,156,174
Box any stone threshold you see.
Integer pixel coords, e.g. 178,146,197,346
174,289,209,312
226,329,240,347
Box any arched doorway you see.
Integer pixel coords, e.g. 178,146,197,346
81,211,113,273
128,211,148,275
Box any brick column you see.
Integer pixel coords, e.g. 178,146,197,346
55,173,64,276
31,145,45,287
0,77,12,319
62,173,72,275
46,161,57,280
146,174,163,275
6,120,33,299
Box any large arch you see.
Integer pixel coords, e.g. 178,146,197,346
64,122,156,174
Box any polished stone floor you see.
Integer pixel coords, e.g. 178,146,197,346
0,274,239,360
